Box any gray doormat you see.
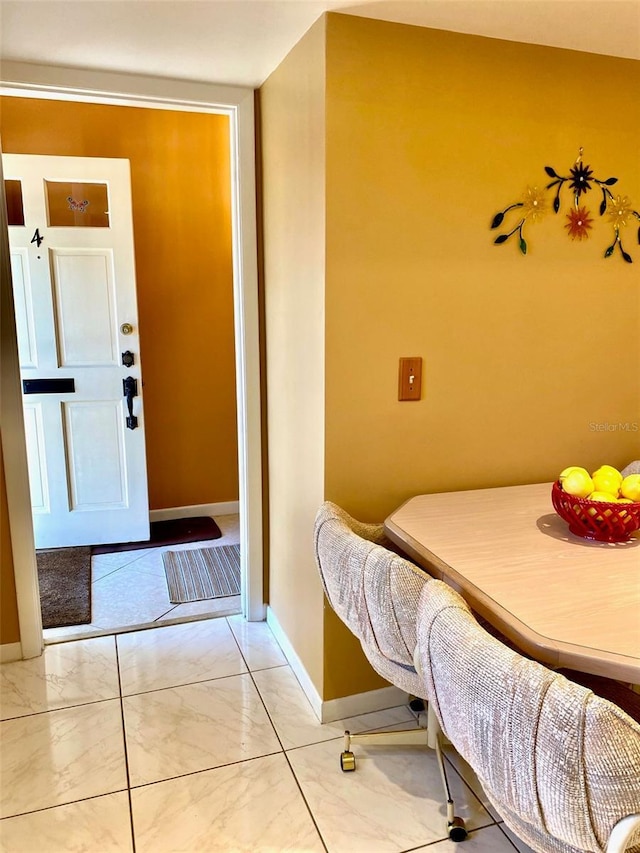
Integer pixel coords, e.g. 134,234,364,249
163,545,241,603
36,547,92,628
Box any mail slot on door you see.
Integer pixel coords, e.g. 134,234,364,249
23,378,76,394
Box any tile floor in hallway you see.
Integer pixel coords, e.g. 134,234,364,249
0,613,537,853
43,515,241,643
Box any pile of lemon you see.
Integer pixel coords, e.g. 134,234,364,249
559,465,640,503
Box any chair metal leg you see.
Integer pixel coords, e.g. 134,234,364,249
340,724,431,771
341,731,356,771
338,701,468,841
413,644,467,839
434,730,468,842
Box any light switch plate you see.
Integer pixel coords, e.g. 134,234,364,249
398,357,422,401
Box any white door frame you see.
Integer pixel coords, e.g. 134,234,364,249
1,62,265,658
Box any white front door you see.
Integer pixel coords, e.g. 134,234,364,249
4,154,149,548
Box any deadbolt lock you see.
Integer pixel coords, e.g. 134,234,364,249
120,323,134,335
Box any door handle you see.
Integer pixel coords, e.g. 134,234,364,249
123,376,138,430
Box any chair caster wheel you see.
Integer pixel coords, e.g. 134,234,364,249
340,751,356,772
448,817,467,842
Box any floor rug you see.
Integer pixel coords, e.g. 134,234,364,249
163,545,241,603
36,547,92,629
92,516,222,555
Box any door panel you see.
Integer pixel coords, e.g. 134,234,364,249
22,402,50,514
52,249,118,366
9,248,38,368
4,154,150,548
64,401,127,510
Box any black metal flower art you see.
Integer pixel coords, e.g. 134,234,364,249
568,163,594,198
490,148,640,263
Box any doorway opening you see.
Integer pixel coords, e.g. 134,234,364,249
43,514,242,643
1,66,264,658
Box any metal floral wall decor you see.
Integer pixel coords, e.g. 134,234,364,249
490,148,639,263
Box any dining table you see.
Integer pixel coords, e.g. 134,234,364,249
384,482,640,685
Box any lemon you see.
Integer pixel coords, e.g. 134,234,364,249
620,474,640,502
591,471,621,498
561,469,594,498
588,491,619,502
586,491,618,519
559,465,586,481
592,465,623,487
616,498,634,521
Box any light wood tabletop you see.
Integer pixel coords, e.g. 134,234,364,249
384,482,640,684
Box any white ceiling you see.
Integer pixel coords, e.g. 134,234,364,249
0,0,638,90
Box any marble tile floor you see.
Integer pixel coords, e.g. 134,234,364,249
43,515,241,644
0,614,537,853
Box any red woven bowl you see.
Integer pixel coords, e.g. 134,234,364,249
551,480,640,542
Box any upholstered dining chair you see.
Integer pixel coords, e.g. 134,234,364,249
415,579,640,853
314,501,469,841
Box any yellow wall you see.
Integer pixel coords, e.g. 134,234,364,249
261,13,640,702
0,443,21,646
325,15,640,521
0,98,238,510
260,17,327,693
322,15,639,698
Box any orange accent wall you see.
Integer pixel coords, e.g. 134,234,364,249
1,98,238,510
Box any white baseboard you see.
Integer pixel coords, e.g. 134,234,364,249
1,642,23,663
266,606,323,719
320,685,409,723
265,606,410,724
150,501,239,522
